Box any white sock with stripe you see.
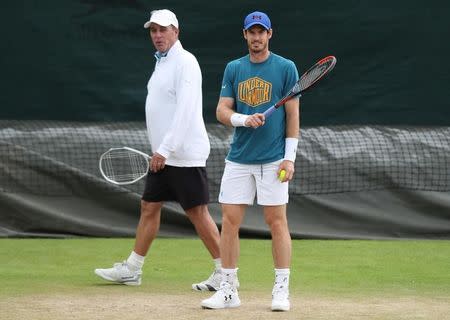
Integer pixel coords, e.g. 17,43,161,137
126,251,145,272
221,267,238,287
274,268,290,288
213,258,222,270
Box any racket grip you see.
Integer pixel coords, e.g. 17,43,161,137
263,106,277,118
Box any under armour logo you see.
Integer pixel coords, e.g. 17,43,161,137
224,294,232,301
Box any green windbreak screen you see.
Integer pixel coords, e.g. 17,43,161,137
1,0,449,125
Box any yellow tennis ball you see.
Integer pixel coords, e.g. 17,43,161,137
278,169,286,181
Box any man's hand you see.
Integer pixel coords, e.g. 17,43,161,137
244,113,265,128
278,160,295,182
150,152,166,172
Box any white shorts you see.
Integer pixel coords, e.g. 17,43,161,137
218,160,289,206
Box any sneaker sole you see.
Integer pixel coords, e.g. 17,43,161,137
271,304,290,312
192,284,217,292
201,302,241,309
94,270,141,286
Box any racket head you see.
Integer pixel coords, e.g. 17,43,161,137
99,147,150,185
298,55,336,93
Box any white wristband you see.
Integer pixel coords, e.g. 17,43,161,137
284,137,298,162
230,113,249,127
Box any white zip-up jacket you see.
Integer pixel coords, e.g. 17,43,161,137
145,40,210,167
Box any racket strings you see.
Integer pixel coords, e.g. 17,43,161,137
101,150,148,183
300,58,336,91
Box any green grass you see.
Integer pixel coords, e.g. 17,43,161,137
1,239,449,297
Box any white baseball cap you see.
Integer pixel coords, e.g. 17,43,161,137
144,9,179,29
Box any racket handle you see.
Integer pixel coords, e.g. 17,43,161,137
263,106,277,118
263,93,301,119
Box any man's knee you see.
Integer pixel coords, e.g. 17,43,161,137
265,214,288,231
140,200,161,220
186,204,208,218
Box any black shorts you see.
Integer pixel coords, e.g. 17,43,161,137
142,165,210,210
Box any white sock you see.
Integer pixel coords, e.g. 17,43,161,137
222,267,238,287
213,258,222,270
126,251,145,272
274,268,290,288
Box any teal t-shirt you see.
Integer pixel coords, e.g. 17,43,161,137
220,53,299,164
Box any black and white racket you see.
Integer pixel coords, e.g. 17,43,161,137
263,55,337,118
99,147,150,185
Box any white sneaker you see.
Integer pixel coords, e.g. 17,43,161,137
192,269,222,291
271,283,290,311
94,261,142,286
201,282,241,309
192,270,240,291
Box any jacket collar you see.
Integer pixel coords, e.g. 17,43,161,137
154,40,182,62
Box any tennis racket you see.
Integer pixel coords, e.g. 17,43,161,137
263,55,337,118
99,147,150,185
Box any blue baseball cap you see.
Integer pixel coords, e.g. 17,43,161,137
243,11,271,30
